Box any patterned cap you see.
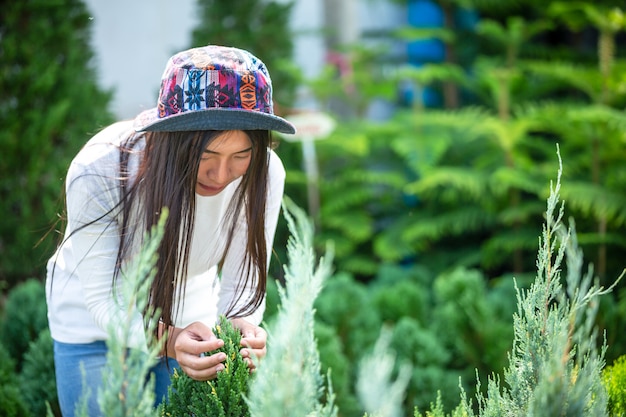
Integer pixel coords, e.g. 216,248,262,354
134,45,296,134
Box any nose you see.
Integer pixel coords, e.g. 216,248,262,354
209,158,230,184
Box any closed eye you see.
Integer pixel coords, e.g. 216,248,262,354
233,148,252,159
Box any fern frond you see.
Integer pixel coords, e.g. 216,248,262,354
391,132,452,174
562,103,626,130
401,207,498,243
405,167,490,203
481,229,543,269
401,107,493,142
374,219,419,262
524,60,602,100
321,130,372,157
339,169,407,189
395,62,467,87
374,227,416,262
496,200,546,225
489,166,546,197
320,185,377,215
561,181,626,225
321,212,373,242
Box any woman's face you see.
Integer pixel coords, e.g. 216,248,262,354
196,130,252,196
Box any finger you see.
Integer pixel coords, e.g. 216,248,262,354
179,351,227,381
240,346,266,370
240,337,263,350
242,356,255,372
240,328,266,349
176,330,224,357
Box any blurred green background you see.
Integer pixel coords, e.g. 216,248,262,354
1,0,626,416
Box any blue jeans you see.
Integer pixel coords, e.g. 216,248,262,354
53,340,179,417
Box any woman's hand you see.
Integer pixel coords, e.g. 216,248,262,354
173,321,226,381
230,318,267,372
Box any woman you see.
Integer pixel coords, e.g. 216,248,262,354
46,44,296,416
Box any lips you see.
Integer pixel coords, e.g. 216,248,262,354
197,182,225,194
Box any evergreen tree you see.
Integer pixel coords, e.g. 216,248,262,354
0,0,113,287
190,0,298,110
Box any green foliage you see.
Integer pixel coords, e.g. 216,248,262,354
603,354,626,416
356,328,412,417
476,154,614,416
314,321,361,417
372,278,428,323
390,317,462,413
0,278,48,369
0,0,114,286
159,316,251,417
86,210,169,417
0,343,30,417
190,0,298,109
314,272,382,360
413,152,620,416
19,328,59,417
297,261,516,415
247,197,336,417
274,7,626,321
433,268,512,375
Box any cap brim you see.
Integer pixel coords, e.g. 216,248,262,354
134,107,296,134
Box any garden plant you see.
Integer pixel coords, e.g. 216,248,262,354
3,153,622,417
159,316,252,417
2,0,626,416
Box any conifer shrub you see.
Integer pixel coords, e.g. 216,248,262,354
603,354,626,416
159,316,251,417
414,150,621,416
314,272,382,360
19,328,59,417
0,0,113,286
0,342,30,417
78,200,338,417
314,321,361,417
78,211,168,417
246,197,337,417
0,278,48,369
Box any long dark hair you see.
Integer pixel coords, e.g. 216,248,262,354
116,129,272,349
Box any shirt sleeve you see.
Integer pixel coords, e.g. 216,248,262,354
63,149,148,352
216,149,286,325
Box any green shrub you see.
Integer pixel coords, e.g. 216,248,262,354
372,279,429,324
83,212,167,417
0,278,48,368
19,328,59,417
314,321,360,417
246,197,337,417
159,316,251,417
390,317,460,412
0,0,113,285
314,272,381,360
0,342,30,417
433,268,512,375
603,354,626,416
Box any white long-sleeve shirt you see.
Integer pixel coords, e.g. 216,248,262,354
45,120,285,351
